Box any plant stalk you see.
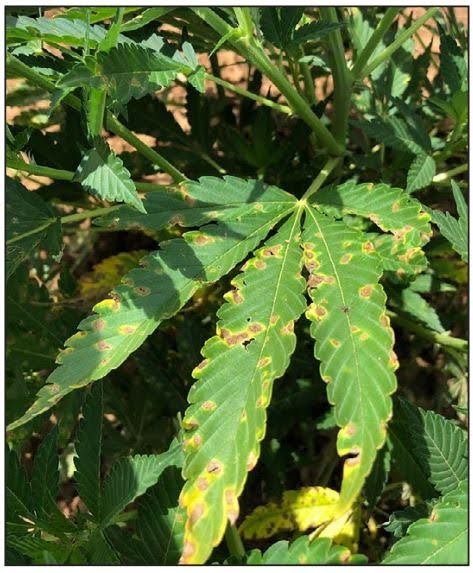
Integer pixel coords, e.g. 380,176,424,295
205,73,292,115
301,157,342,202
224,523,245,560
7,54,187,183
60,206,121,224
351,8,399,78
192,8,343,156
387,310,467,352
320,8,352,147
432,164,468,184
360,8,439,78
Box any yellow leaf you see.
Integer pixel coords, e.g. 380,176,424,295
239,486,360,551
79,250,147,301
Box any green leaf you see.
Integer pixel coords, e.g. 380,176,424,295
406,154,436,193
438,25,467,93
314,181,432,277
31,426,59,515
75,382,103,519
180,214,307,564
389,286,445,333
6,537,73,565
427,180,468,262
291,21,345,48
390,398,467,497
364,443,391,513
7,16,108,47
8,177,294,431
303,206,397,515
97,43,183,104
245,536,366,565
383,480,467,564
121,8,175,32
74,141,146,213
259,7,304,49
100,442,183,527
384,502,431,538
132,465,185,564
82,529,119,565
6,448,34,535
6,177,63,280
357,116,428,155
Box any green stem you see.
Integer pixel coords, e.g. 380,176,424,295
233,7,254,39
320,8,352,147
351,8,399,78
206,73,292,115
7,159,74,181
224,523,245,560
105,113,187,183
301,157,342,202
300,60,316,106
193,8,343,156
6,219,56,246
61,206,121,224
361,8,439,78
7,54,187,183
387,310,468,352
432,164,468,184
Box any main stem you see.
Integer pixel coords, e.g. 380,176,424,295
320,8,352,147
224,524,245,560
192,8,343,156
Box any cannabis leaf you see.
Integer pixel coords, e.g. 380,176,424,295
245,536,367,565
6,177,62,280
8,177,294,431
303,206,397,516
427,180,468,262
74,141,146,213
383,480,467,564
180,213,306,564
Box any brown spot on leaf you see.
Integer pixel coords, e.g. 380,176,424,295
202,400,216,411
391,201,401,212
330,338,341,347
360,332,369,341
183,418,199,431
280,321,294,335
254,259,267,270
362,240,375,254
197,477,209,491
262,245,283,257
248,322,264,334
359,284,373,298
270,314,279,325
340,253,353,264
189,503,205,525
180,541,196,563
119,324,137,335
388,350,399,370
93,319,106,331
134,286,151,296
257,357,271,368
206,460,222,474
247,451,258,471
380,313,390,328
96,340,112,351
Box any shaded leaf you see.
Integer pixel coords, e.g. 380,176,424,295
406,154,436,193
6,177,62,280
31,426,59,515
383,480,467,564
8,177,294,431
364,443,391,513
75,382,103,518
384,502,431,538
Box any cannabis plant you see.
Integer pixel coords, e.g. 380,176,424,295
6,6,468,565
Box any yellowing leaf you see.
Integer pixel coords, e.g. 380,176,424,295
239,486,360,551
79,251,147,301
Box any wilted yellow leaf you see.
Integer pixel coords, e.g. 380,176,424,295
79,250,147,301
239,486,360,551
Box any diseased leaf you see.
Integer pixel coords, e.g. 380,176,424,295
427,180,468,262
6,177,63,280
8,177,294,431
383,480,467,564
303,206,397,516
239,486,359,551
390,398,467,496
180,214,307,564
100,441,182,527
78,251,147,302
406,154,436,193
97,43,183,104
245,536,367,565
75,382,103,518
74,141,146,213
